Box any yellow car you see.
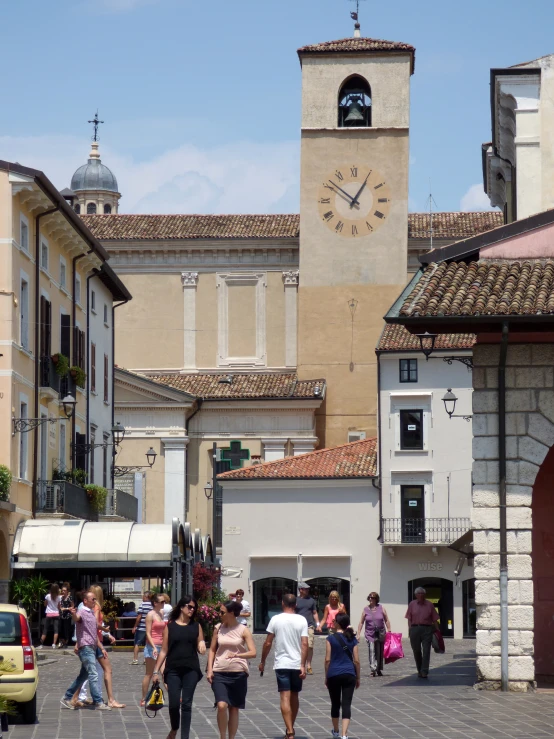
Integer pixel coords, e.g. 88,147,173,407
0,605,38,723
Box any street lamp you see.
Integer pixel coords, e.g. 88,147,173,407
204,481,213,499
61,394,76,419
112,446,158,477
12,393,77,434
146,447,157,467
442,388,472,422
111,422,125,447
415,331,437,360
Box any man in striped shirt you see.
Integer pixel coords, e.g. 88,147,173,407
60,591,111,710
130,591,152,665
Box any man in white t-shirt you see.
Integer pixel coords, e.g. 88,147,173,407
259,593,308,739
232,589,251,626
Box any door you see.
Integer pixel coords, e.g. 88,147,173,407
40,414,48,482
401,485,424,543
408,577,454,638
462,578,476,638
306,577,350,620
253,578,296,633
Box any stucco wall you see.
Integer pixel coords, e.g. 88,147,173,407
471,343,554,688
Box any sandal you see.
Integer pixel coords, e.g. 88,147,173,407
109,700,126,708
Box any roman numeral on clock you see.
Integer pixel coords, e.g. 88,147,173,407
319,198,331,204
374,183,385,189
374,211,385,219
335,170,344,181
366,221,373,231
352,225,358,236
350,167,358,177
335,221,344,232
378,198,389,203
323,211,334,221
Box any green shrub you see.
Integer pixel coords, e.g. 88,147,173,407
70,366,86,388
0,465,11,502
52,353,69,377
71,468,87,486
84,484,108,513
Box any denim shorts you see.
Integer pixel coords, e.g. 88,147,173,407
275,669,303,693
134,629,146,647
95,646,104,660
144,643,160,659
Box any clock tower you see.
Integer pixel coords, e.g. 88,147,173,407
296,33,415,447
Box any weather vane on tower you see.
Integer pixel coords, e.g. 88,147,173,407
349,0,366,36
88,111,104,142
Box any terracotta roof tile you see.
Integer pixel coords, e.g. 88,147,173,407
218,438,377,481
408,212,503,240
145,372,325,400
83,212,501,243
82,214,300,241
377,324,475,351
399,259,554,317
298,37,415,54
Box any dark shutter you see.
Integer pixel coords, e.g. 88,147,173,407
91,344,96,392
60,314,71,358
75,432,87,475
78,330,86,370
39,297,52,357
104,354,109,402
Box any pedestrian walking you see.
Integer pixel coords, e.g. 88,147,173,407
141,593,167,706
131,591,152,665
321,591,346,635
296,582,320,675
60,590,111,711
231,589,251,626
38,583,61,649
162,593,172,622
88,584,125,708
325,613,360,739
207,600,257,739
152,595,206,739
356,592,391,677
405,587,439,679
58,583,74,648
258,593,308,739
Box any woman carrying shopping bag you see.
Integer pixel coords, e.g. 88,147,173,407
356,592,391,677
324,613,360,739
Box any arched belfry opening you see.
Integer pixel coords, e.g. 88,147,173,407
338,75,371,127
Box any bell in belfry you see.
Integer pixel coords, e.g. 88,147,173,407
345,98,365,123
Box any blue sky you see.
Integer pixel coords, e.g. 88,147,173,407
1,0,552,214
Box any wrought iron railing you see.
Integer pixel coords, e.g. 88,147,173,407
36,480,98,521
102,488,138,521
39,357,59,393
381,517,471,545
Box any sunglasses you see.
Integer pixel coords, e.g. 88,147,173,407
183,603,196,610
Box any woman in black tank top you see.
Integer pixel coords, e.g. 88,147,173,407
153,595,206,739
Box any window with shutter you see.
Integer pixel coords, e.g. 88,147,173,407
79,330,86,371
104,354,109,402
60,314,71,358
40,296,52,357
91,344,96,392
75,432,87,476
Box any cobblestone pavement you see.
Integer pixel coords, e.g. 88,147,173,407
6,637,554,739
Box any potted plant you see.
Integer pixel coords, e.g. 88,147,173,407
69,366,86,388
0,466,11,503
71,468,87,487
84,484,108,513
51,353,69,377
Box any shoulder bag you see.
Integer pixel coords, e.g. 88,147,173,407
333,633,354,662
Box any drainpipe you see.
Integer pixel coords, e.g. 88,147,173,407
32,206,59,517
71,251,92,470
374,352,383,540
498,320,509,692
111,299,129,488
86,270,100,479
184,398,203,520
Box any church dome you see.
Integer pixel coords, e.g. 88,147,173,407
71,142,119,193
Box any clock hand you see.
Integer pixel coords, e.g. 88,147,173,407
328,181,360,210
349,172,371,209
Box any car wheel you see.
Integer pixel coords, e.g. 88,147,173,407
19,694,37,724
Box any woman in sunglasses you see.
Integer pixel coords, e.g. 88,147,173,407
207,601,257,739
153,595,206,739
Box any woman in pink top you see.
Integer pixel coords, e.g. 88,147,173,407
207,600,256,739
321,591,346,635
141,594,167,706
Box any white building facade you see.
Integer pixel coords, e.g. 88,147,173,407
377,325,475,639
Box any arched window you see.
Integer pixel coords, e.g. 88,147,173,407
87,203,97,215
103,203,112,214
74,203,81,214
338,75,371,127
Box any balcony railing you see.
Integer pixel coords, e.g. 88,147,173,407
381,517,471,545
40,357,59,393
101,488,138,521
36,480,98,521
59,373,76,398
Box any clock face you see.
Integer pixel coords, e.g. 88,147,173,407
317,165,392,238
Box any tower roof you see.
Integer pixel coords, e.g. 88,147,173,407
71,141,119,194
298,37,415,72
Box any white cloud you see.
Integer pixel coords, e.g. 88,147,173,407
0,134,300,214
460,183,497,212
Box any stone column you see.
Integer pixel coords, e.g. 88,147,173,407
182,272,199,370
162,437,189,525
283,271,299,368
262,439,287,462
290,437,318,456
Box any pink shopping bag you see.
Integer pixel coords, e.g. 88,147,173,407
383,632,404,664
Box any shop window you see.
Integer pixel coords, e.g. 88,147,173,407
400,409,423,449
399,358,417,383
253,578,296,633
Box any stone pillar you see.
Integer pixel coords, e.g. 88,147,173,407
290,437,318,456
182,272,199,369
283,271,299,368
162,437,189,525
262,439,287,462
472,343,554,689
